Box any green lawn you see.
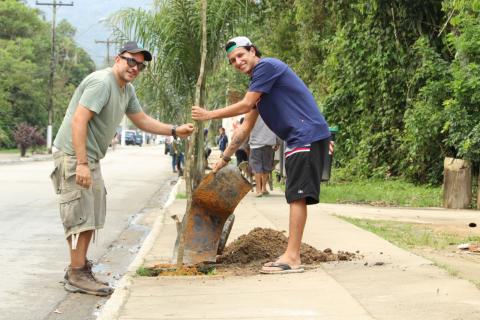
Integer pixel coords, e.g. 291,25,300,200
321,179,442,207
274,170,442,208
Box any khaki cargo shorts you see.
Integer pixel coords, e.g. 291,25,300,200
50,151,107,239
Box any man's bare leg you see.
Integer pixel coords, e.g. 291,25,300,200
261,173,269,194
68,230,93,268
262,198,306,270
255,173,263,196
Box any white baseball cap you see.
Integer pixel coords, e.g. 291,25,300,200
225,36,253,53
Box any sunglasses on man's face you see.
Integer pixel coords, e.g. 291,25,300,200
119,55,147,71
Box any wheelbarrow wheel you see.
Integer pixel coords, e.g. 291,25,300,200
217,214,235,255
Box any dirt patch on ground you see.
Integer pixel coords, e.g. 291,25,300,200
343,217,480,287
412,223,480,286
215,227,357,275
426,223,480,237
143,227,358,277
414,247,480,286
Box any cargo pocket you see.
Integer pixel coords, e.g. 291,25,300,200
59,189,86,228
64,156,78,180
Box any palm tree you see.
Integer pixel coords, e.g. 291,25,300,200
108,0,256,266
108,0,253,121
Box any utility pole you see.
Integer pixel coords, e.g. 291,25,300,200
95,39,120,65
36,0,74,153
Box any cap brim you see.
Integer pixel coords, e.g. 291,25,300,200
122,49,152,61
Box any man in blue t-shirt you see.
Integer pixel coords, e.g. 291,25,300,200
192,36,330,275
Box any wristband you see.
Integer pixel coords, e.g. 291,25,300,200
221,155,231,163
77,161,88,166
171,125,177,139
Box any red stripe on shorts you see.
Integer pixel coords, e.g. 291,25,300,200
285,147,310,158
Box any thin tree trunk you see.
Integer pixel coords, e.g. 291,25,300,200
177,0,208,269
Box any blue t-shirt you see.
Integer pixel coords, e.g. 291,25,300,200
218,134,228,151
248,58,330,148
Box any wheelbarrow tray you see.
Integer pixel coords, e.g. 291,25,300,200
174,165,251,264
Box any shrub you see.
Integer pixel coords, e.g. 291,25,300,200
13,122,45,156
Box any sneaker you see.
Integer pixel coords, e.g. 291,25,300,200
64,260,109,286
64,264,113,296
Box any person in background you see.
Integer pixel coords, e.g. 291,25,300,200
249,116,278,197
165,136,177,172
204,128,212,169
172,137,185,176
217,127,228,156
235,117,249,166
110,132,118,151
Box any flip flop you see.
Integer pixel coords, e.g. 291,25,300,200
263,261,305,269
260,262,305,274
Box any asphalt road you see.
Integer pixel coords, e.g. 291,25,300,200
0,145,176,320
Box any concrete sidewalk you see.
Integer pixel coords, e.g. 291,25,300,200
97,179,480,320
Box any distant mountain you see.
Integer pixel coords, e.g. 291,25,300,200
25,0,153,67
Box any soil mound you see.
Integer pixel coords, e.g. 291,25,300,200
218,227,356,266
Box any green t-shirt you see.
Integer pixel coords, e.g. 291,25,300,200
54,68,142,160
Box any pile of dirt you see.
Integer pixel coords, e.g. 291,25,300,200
140,228,358,277
217,227,357,267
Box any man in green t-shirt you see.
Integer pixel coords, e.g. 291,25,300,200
51,41,194,296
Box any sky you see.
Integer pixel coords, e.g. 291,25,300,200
25,0,153,67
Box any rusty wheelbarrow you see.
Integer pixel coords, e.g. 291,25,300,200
173,165,251,265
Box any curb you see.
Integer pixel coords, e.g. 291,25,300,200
96,178,182,320
0,154,52,165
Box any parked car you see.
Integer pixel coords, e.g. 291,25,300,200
135,133,143,146
124,130,136,145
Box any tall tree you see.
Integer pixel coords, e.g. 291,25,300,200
443,0,480,162
108,0,254,122
176,0,208,269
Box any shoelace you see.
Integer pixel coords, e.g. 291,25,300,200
85,263,101,282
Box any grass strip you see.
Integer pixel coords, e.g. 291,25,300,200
274,171,442,207
176,192,187,199
321,179,442,207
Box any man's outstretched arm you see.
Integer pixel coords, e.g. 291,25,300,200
127,112,194,138
192,91,262,121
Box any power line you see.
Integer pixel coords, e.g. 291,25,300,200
95,39,121,65
35,0,74,153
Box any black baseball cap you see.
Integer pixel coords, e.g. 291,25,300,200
119,41,152,61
